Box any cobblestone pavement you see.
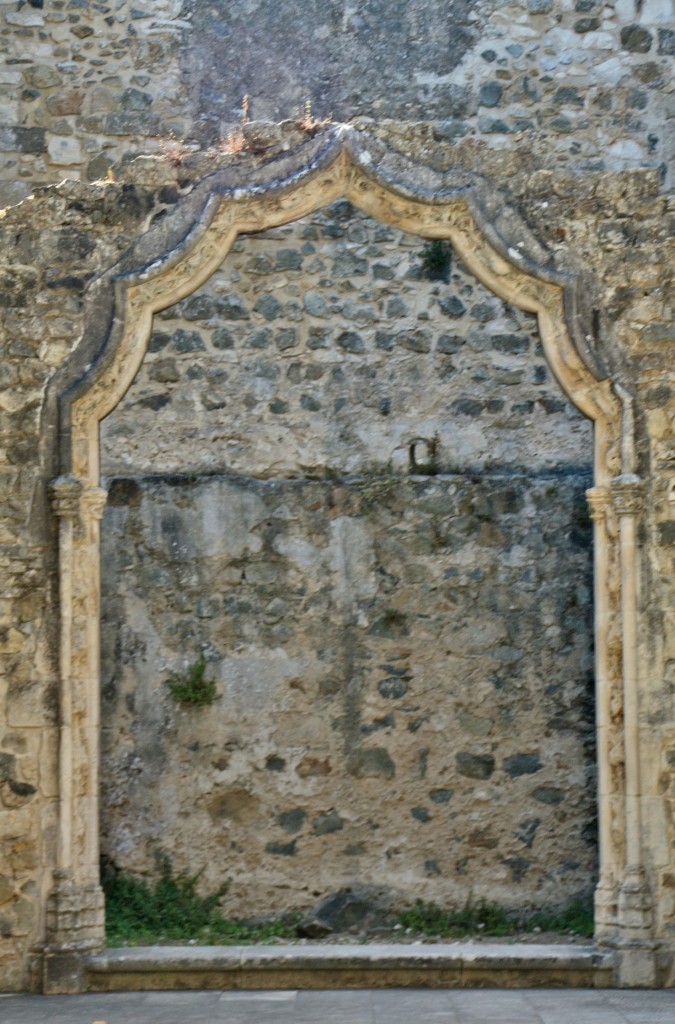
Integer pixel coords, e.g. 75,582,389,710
1,988,674,1024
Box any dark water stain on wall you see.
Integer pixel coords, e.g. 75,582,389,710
181,0,484,134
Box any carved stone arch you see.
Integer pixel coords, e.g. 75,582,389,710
61,134,619,486
46,127,654,990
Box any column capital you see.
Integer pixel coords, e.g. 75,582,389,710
50,475,83,520
80,487,108,522
611,474,644,518
586,486,612,522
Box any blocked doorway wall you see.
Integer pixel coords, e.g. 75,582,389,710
98,202,597,919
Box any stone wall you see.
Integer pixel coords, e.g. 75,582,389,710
98,206,595,917
0,176,163,991
100,470,595,918
100,206,591,477
1,0,673,207
0,0,672,990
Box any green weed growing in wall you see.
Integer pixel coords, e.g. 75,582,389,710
397,895,594,939
420,239,453,281
166,654,218,706
104,861,301,946
105,859,229,944
398,896,514,938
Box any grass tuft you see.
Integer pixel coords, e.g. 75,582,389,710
104,862,299,946
397,896,593,939
104,866,594,946
398,896,514,938
526,898,594,938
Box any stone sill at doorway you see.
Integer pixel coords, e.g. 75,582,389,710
85,942,614,991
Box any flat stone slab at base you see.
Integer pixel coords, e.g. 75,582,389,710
86,943,614,991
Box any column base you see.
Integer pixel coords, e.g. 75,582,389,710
613,940,659,988
617,867,653,937
42,950,88,995
593,876,618,942
610,867,657,987
42,872,105,993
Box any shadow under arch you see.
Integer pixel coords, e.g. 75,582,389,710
46,126,653,986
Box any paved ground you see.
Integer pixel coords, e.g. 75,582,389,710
1,988,674,1023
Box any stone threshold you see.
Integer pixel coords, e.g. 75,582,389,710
85,942,615,991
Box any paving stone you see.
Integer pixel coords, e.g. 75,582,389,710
2,990,675,1024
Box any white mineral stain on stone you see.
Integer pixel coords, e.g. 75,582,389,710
444,618,506,656
580,31,617,51
199,481,267,557
329,516,377,617
273,534,324,571
413,72,457,86
542,27,580,51
607,140,645,162
47,136,82,166
6,10,44,24
138,481,267,560
638,0,674,22
218,650,309,713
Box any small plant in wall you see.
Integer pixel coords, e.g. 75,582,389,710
296,98,332,135
166,654,218,706
158,128,193,167
420,239,453,282
219,94,250,155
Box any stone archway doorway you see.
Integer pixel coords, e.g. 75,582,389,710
45,129,652,989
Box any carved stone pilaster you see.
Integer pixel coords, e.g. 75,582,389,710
50,479,107,526
45,871,104,950
586,483,621,940
608,470,655,984
618,867,653,935
594,879,618,942
615,866,658,987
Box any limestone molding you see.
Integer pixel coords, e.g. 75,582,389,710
49,476,84,873
62,138,620,490
79,487,108,886
42,870,105,994
46,479,108,974
50,475,83,522
612,474,645,518
80,488,108,523
610,472,655,985
586,485,620,938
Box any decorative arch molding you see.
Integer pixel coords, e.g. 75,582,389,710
44,127,655,989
